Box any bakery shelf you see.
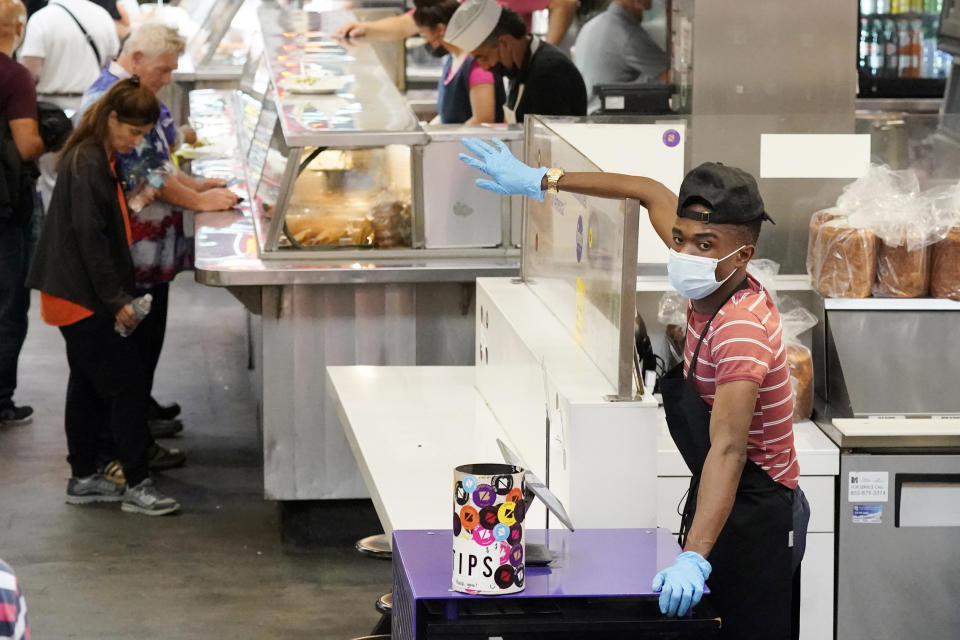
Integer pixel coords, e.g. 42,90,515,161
823,297,960,311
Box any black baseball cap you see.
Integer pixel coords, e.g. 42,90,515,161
677,162,775,225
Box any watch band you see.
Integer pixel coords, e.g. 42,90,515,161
546,167,565,194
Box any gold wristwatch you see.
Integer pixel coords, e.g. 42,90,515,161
545,167,565,194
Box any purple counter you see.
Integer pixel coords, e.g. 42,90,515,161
392,528,718,640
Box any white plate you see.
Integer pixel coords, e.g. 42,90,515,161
175,143,230,159
280,74,346,94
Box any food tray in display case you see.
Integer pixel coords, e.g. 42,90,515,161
185,0,262,81
259,4,427,148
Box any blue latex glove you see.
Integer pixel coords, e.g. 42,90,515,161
458,137,548,202
652,550,711,617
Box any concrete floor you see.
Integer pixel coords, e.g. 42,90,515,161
0,277,390,639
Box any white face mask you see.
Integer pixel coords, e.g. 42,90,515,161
667,245,746,300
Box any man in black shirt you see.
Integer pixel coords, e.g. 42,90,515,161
0,0,44,424
446,0,586,123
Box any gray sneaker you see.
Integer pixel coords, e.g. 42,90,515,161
121,479,180,516
66,474,125,504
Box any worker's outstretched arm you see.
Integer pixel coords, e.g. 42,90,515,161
334,13,417,41
459,137,676,246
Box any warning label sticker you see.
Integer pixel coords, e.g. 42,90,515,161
848,471,889,503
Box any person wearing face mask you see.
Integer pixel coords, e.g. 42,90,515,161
458,138,811,640
414,0,505,124
27,77,180,515
445,0,586,124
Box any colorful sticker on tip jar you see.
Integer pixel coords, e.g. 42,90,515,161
473,484,497,508
459,506,479,531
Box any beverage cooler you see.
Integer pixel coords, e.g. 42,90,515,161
858,0,953,98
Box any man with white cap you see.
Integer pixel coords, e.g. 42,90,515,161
445,0,585,123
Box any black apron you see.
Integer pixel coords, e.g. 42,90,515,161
660,287,810,640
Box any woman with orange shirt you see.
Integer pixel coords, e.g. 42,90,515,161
26,78,179,516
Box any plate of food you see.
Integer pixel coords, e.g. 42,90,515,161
175,139,230,159
280,74,347,94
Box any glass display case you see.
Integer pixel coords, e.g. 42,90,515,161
522,116,646,400
185,0,263,81
251,118,415,252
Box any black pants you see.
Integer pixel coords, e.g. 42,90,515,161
60,314,150,486
697,483,809,640
133,282,169,399
93,283,169,465
0,222,32,407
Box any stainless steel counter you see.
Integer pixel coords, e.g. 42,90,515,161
194,208,519,286
856,98,943,114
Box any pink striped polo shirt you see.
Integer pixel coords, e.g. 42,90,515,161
683,274,799,489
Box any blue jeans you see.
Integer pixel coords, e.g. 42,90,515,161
0,219,32,407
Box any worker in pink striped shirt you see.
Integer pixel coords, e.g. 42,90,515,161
0,559,29,640
460,142,811,640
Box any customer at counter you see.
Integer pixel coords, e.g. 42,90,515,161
459,138,811,640
77,24,238,467
334,0,579,48
0,0,43,426
414,0,505,124
572,0,668,110
446,0,586,123
26,78,180,516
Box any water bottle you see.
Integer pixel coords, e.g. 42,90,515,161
126,163,173,212
115,293,152,337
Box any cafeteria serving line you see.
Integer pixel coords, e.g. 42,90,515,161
0,0,958,638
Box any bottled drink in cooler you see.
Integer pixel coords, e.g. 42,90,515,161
898,18,920,76
884,19,900,77
911,18,924,74
870,19,885,75
861,0,877,14
877,0,892,13
933,51,953,78
860,18,871,71
891,0,902,13
921,21,937,76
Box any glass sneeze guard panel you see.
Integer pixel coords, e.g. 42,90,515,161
522,116,641,399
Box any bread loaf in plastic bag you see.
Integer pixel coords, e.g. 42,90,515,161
931,226,960,301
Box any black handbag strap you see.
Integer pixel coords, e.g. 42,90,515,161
52,3,102,68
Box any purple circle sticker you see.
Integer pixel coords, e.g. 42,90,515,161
473,484,497,508
509,544,524,567
662,129,681,148
576,216,584,264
